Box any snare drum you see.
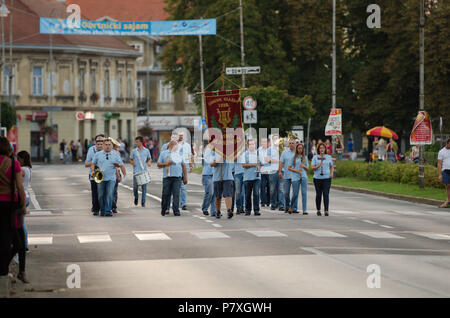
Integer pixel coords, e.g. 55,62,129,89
134,170,151,185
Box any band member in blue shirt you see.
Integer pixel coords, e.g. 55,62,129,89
201,138,217,216
242,139,264,216
265,134,283,210
91,138,123,217
311,142,334,216
234,147,246,214
287,143,309,214
130,136,152,207
157,141,187,216
85,134,104,215
205,147,234,219
279,140,297,213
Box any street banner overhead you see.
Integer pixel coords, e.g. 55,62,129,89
40,18,216,36
205,90,244,161
410,111,433,145
325,108,342,136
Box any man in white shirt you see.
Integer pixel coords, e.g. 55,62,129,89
438,138,450,208
178,130,193,210
258,138,270,207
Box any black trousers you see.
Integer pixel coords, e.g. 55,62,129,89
9,227,25,272
90,179,100,212
0,203,13,275
313,178,332,212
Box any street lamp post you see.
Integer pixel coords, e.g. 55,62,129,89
418,0,425,189
0,0,10,129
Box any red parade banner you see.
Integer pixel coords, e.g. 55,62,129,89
205,90,244,160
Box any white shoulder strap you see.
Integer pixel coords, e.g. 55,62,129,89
136,149,146,171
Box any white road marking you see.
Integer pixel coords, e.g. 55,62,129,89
247,230,287,238
205,220,213,223
412,232,450,240
199,217,206,220
43,177,67,181
331,210,356,215
358,231,405,239
28,236,53,245
391,210,425,216
28,210,52,216
29,187,41,210
77,234,112,243
212,224,223,228
134,232,172,241
191,231,230,239
380,225,395,229
362,220,378,225
302,230,347,238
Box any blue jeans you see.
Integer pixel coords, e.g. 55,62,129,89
98,180,116,215
133,176,147,205
244,179,261,213
269,173,279,207
180,181,187,207
284,179,295,211
163,177,181,214
201,175,216,215
112,180,119,210
234,173,245,211
299,177,308,212
260,174,270,205
279,178,286,208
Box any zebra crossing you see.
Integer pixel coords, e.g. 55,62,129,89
27,228,450,246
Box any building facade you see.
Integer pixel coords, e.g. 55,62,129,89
1,0,141,161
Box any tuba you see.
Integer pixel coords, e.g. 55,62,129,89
276,131,298,152
93,166,104,183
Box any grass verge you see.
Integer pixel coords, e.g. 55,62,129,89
332,177,447,201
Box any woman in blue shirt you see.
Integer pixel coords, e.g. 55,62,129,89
288,143,309,215
311,143,334,216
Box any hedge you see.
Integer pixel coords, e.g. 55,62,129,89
335,161,443,189
405,151,438,166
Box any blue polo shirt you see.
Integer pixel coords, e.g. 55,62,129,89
202,147,214,176
204,149,233,182
92,150,123,182
130,147,151,174
267,146,280,173
280,149,295,179
158,150,184,178
241,150,262,182
235,153,245,175
85,145,100,181
290,156,309,181
312,154,333,179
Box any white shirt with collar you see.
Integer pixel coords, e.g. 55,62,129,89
438,147,450,171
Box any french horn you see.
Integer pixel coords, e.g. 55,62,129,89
93,166,104,183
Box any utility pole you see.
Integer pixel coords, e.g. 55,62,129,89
146,39,150,128
331,0,337,175
418,0,425,189
239,0,245,88
8,9,12,106
199,33,205,121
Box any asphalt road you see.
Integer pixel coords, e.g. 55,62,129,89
16,163,450,298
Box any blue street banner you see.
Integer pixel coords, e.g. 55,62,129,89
40,18,216,36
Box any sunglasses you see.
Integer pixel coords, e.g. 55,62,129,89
106,154,109,160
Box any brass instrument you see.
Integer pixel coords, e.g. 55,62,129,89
276,131,298,152
93,166,104,183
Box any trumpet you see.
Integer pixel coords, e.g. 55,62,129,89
93,166,104,183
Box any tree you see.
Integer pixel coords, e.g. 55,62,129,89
242,86,314,135
0,101,17,131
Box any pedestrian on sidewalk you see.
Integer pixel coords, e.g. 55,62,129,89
438,138,450,208
201,139,217,217
279,140,297,214
287,143,309,215
0,137,26,298
242,139,263,216
311,143,334,216
157,141,186,216
85,135,104,215
129,136,151,208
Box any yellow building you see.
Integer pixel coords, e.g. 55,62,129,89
1,0,141,161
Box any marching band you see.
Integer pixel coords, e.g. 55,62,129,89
84,132,333,218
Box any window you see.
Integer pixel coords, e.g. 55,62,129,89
59,66,71,95
117,70,122,98
135,79,143,99
32,66,43,96
129,42,144,63
159,80,173,102
79,68,85,92
104,70,110,97
90,69,96,94
126,71,132,98
3,66,14,96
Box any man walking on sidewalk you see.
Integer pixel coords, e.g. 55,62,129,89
438,138,450,208
130,136,152,207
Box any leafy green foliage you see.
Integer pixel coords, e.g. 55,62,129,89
0,101,17,130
